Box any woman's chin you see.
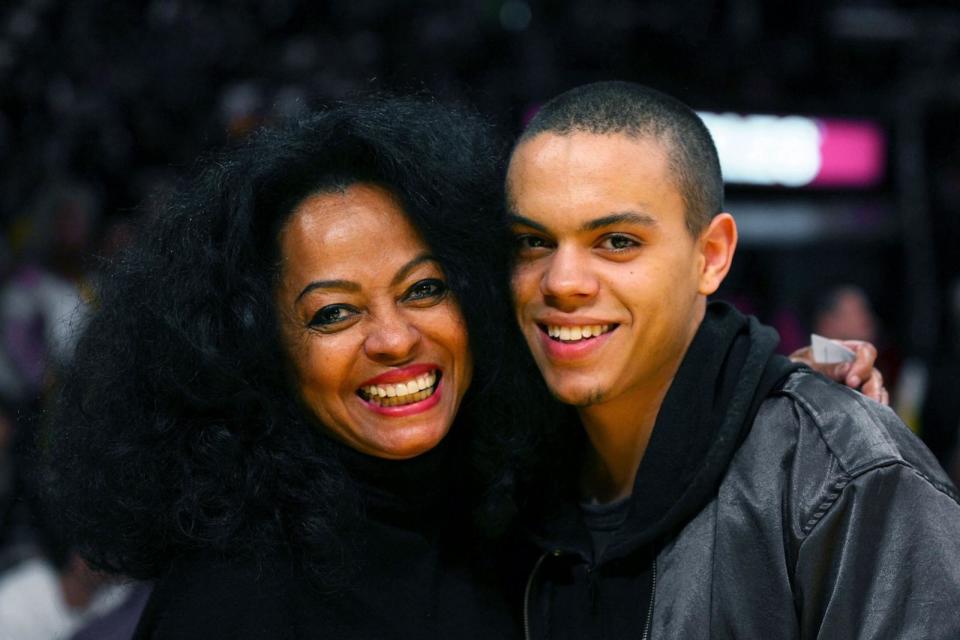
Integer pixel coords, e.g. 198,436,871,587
350,417,453,460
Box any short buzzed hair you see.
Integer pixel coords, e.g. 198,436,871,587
518,81,723,236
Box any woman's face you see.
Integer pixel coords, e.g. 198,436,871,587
276,183,473,459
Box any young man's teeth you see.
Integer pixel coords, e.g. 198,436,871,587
362,371,438,406
547,324,611,342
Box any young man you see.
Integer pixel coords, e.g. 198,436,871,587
507,81,960,638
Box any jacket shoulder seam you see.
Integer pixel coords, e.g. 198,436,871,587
799,460,960,536
799,475,849,536
775,372,960,535
779,373,893,478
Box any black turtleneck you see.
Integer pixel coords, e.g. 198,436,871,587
133,430,519,639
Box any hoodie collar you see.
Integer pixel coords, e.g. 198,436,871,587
530,302,796,562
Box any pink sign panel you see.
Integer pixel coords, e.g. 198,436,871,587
813,119,886,188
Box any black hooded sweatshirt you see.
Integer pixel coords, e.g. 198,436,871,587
518,302,800,639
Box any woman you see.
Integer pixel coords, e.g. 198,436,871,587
45,96,529,639
43,95,881,639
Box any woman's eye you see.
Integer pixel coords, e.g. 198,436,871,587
309,304,358,328
599,234,640,251
404,279,448,302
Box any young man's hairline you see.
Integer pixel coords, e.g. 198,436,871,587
510,127,720,237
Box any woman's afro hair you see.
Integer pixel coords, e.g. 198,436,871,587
41,94,535,579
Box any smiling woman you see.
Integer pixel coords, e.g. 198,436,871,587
40,96,533,638
275,184,473,460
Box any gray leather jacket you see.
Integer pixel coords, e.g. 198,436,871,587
650,371,960,639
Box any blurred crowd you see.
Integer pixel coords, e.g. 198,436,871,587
1,0,960,637
0,178,149,639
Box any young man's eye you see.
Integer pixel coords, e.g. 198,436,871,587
598,234,640,251
403,278,448,303
514,234,553,252
309,304,359,329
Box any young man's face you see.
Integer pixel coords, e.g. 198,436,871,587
507,132,720,408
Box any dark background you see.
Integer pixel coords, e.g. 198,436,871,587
1,0,959,450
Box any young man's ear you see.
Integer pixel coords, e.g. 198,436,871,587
697,213,737,296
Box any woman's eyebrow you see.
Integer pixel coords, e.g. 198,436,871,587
294,253,437,303
296,279,359,303
390,253,437,287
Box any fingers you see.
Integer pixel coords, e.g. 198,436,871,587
796,357,852,383
788,339,888,405
859,367,888,405
788,346,813,366
837,340,878,389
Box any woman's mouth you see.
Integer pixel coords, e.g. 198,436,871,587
357,370,441,407
540,323,616,343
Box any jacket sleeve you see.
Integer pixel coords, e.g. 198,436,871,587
794,462,960,639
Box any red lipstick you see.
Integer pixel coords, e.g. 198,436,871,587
359,363,439,387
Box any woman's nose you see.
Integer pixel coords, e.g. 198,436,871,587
363,310,422,363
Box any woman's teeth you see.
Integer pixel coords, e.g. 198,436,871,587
360,371,438,406
546,324,612,342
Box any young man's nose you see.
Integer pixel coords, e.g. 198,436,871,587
540,247,599,305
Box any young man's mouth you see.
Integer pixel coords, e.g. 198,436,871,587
540,323,616,343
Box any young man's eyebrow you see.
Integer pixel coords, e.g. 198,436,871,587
507,214,548,233
508,211,658,234
581,211,658,232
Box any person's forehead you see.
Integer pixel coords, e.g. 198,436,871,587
279,185,429,276
506,131,683,221
510,130,670,171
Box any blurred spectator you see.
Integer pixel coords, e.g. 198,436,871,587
0,264,83,400
0,552,132,640
920,279,960,485
812,285,878,345
0,180,98,403
0,179,103,639
68,582,152,640
812,284,904,400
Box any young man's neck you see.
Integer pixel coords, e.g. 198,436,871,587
577,311,705,504
577,374,674,504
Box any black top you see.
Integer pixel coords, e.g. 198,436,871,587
133,435,519,639
580,496,629,561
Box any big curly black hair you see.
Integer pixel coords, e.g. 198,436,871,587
42,95,539,580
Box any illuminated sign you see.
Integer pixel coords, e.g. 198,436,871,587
697,112,886,188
